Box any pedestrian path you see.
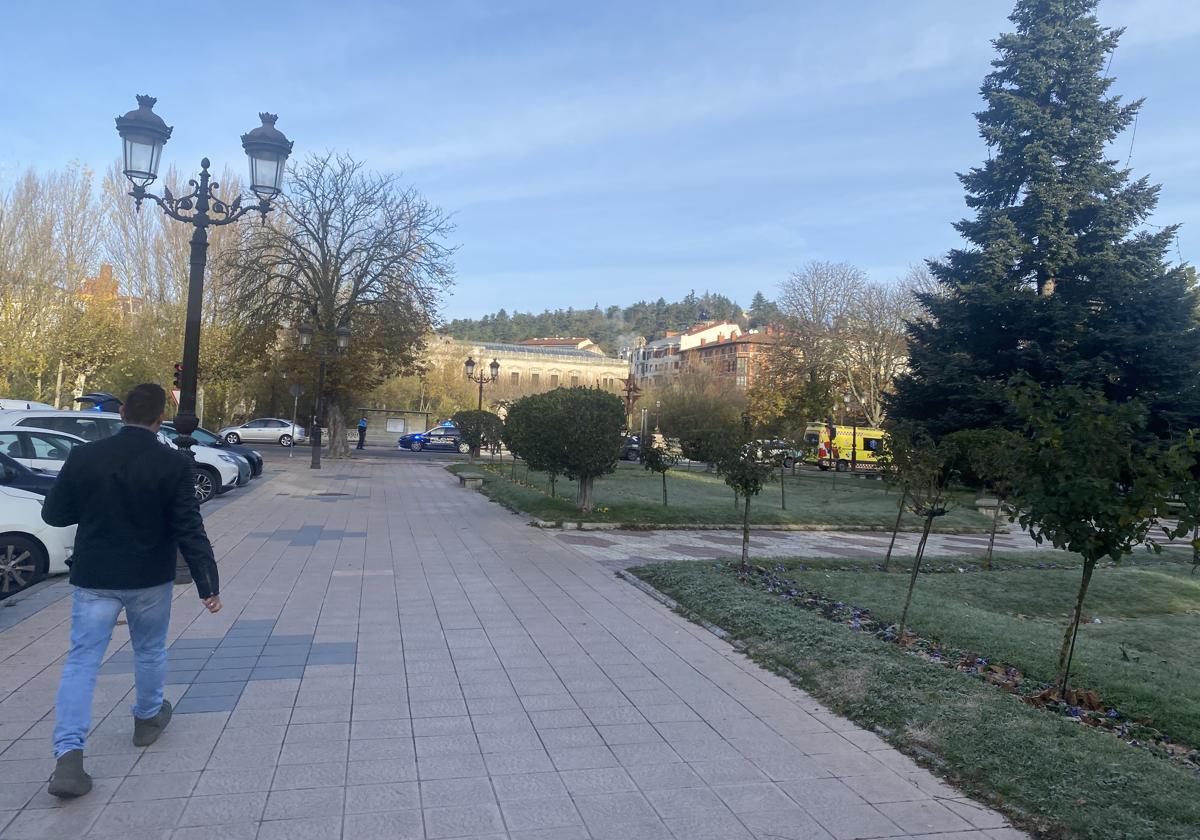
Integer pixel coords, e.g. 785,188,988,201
0,458,1025,839
552,522,1055,571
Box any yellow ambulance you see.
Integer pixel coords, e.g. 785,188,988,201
803,423,886,471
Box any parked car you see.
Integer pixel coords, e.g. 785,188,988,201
0,427,86,472
398,425,469,453
619,435,641,461
0,409,123,441
0,399,56,411
161,422,263,479
0,410,240,503
218,418,306,447
0,484,74,598
0,451,57,496
157,432,246,499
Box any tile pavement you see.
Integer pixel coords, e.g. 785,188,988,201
0,457,1026,839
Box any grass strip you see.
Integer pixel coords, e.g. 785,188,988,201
448,462,990,531
632,560,1200,840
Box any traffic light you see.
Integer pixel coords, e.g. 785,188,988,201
173,363,184,389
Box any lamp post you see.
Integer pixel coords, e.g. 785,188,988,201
465,356,499,411
115,95,292,449
298,323,351,469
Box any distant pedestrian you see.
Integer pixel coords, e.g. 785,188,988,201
41,383,221,798
357,416,367,449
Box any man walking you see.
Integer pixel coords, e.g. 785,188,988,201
357,416,367,450
41,384,221,798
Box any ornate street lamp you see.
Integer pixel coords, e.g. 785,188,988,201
464,356,500,410
115,95,292,448
297,322,351,469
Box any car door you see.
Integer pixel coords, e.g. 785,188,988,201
240,419,269,442
21,431,81,472
426,429,450,450
0,432,26,468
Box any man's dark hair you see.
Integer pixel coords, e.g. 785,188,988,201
124,383,167,426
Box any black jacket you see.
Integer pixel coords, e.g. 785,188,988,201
41,426,219,598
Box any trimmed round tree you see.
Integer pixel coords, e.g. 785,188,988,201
451,410,503,459
553,387,626,512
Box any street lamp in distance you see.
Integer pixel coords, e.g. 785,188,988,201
297,322,351,469
465,356,500,410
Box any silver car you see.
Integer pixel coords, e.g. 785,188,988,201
218,418,306,447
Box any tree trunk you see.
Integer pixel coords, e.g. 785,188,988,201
740,494,752,572
662,471,668,507
780,462,786,510
984,498,1002,571
53,359,64,409
578,476,594,512
1191,523,1198,574
549,474,556,498
898,513,934,639
327,405,352,459
1056,557,1097,696
883,486,909,572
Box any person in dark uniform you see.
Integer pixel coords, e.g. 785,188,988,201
41,383,221,798
357,416,368,449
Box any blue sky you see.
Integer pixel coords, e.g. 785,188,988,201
1,1,1197,320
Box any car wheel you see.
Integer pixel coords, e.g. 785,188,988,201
457,442,470,454
835,460,849,473
279,434,293,447
410,441,423,452
783,457,795,469
0,535,47,598
194,467,218,504
224,433,241,444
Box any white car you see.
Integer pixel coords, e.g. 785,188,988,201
218,418,306,447
156,432,243,503
0,410,241,504
0,485,74,598
0,399,56,411
0,427,88,472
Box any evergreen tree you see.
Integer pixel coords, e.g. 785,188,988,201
748,291,781,328
890,0,1200,438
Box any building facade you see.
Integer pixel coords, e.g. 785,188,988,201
632,321,743,388
441,337,630,396
679,328,777,390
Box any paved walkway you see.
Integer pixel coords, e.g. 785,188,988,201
551,523,1054,571
0,458,1024,840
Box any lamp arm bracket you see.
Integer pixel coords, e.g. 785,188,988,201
130,185,271,226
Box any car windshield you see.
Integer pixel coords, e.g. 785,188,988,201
192,428,220,444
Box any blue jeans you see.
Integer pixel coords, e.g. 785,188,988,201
53,582,174,757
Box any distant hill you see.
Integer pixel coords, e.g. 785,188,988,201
443,291,762,355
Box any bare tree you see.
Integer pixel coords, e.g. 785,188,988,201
777,260,865,378
223,152,455,457
839,281,917,427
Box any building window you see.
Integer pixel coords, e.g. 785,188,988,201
531,373,540,386
550,374,559,387
571,375,579,387
510,371,520,386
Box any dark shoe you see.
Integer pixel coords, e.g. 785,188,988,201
133,699,173,747
47,749,92,798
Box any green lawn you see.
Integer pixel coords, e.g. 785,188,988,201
450,461,991,531
633,559,1200,840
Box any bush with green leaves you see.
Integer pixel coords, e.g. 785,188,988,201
1008,382,1172,694
712,423,777,570
451,410,504,459
502,387,625,511
641,440,679,506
